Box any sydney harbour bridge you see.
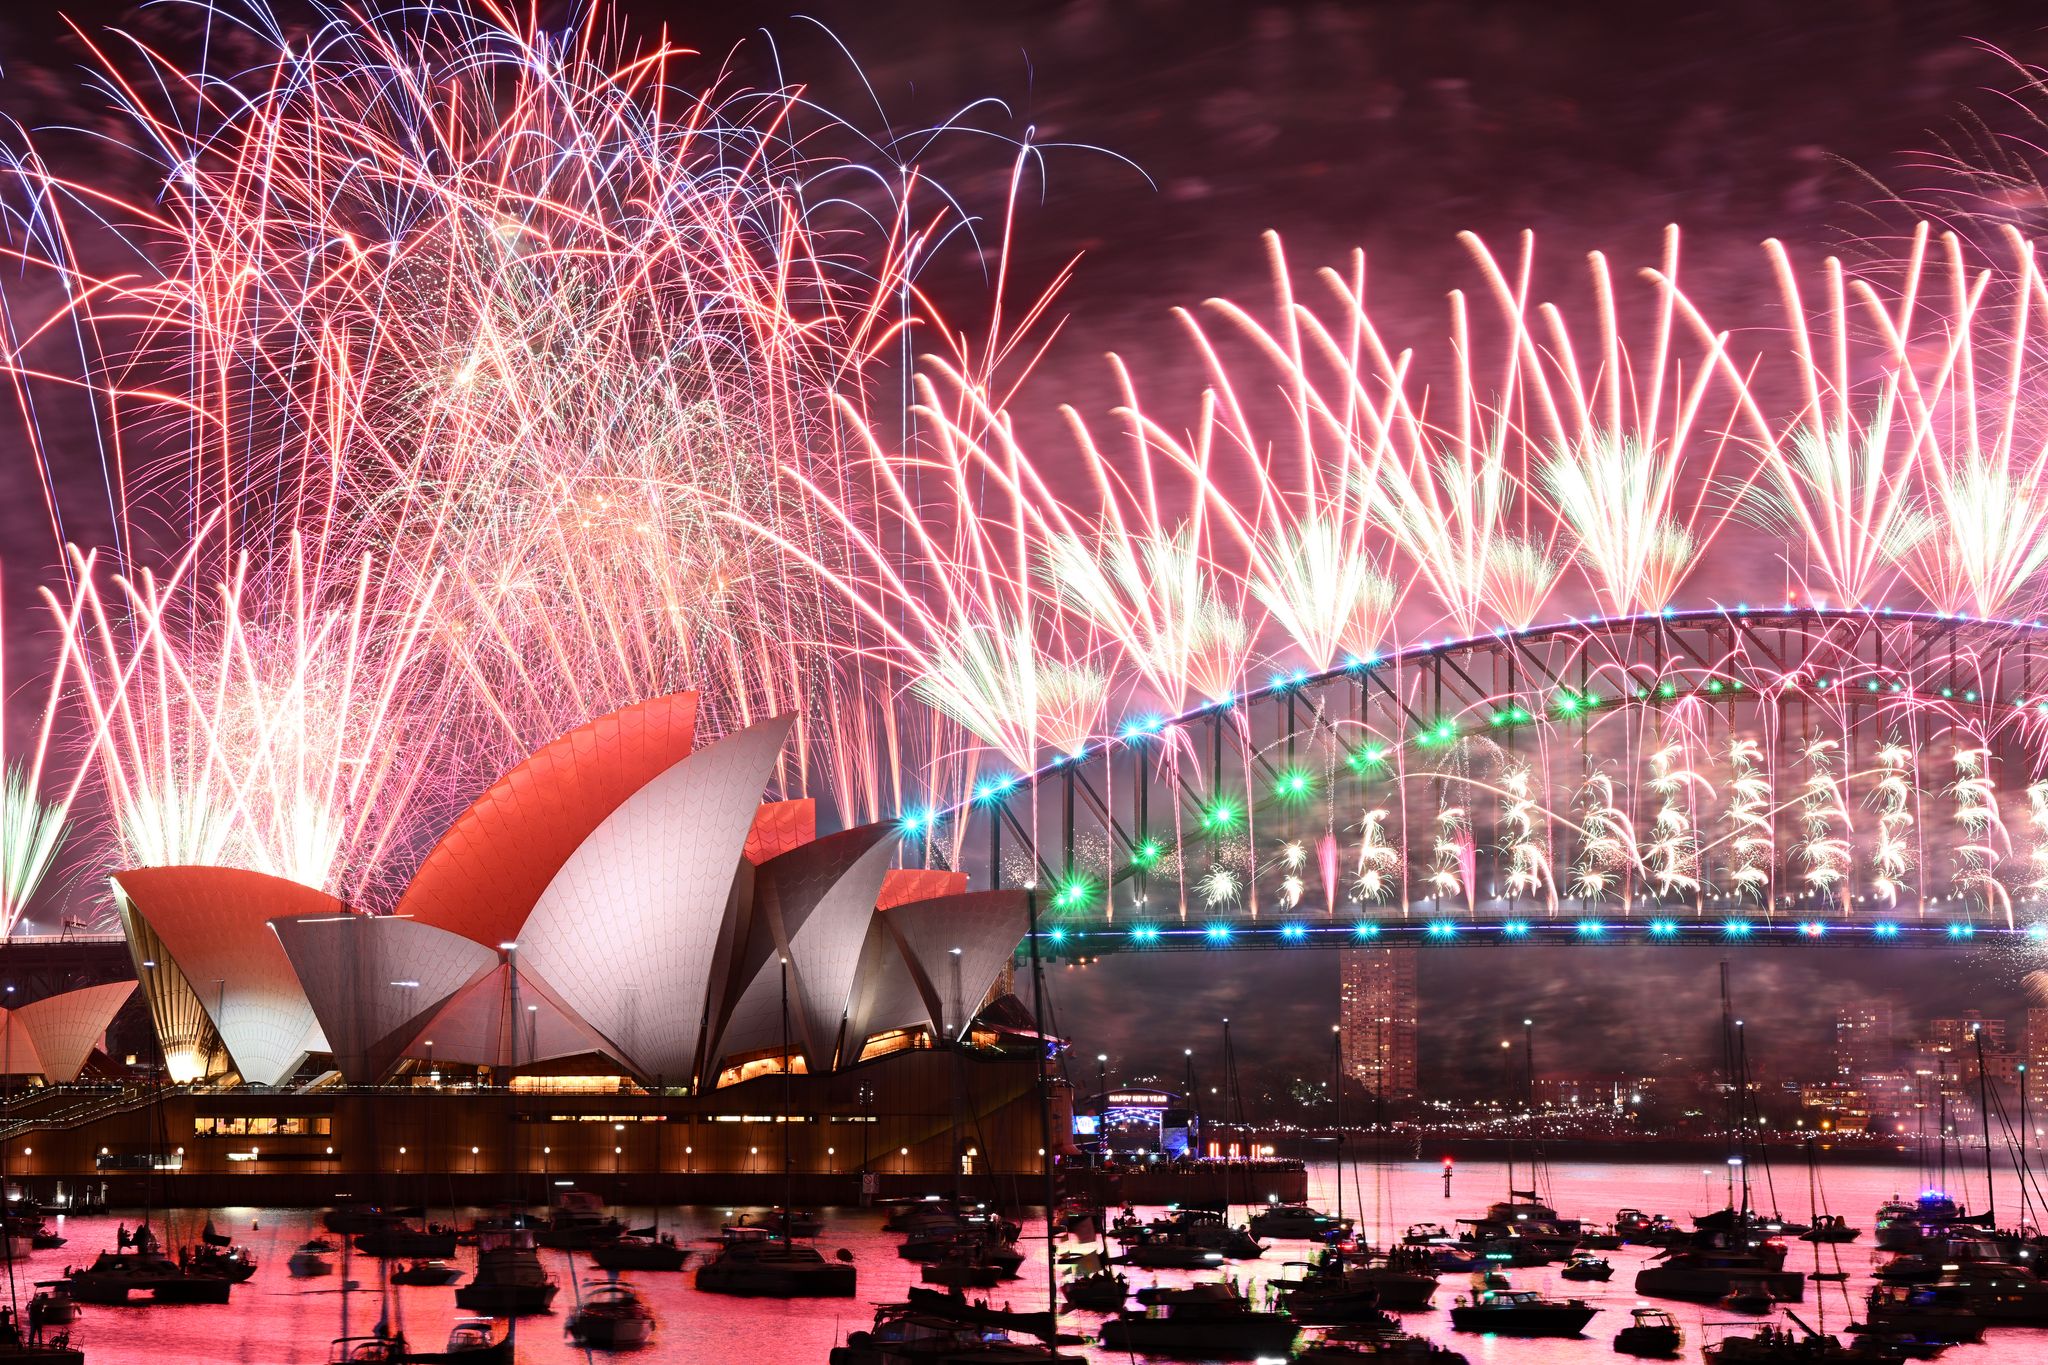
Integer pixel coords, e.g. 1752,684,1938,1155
918,606,2048,955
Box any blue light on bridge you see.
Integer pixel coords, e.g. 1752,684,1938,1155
1047,927,1067,945
2028,924,2048,943
1648,919,1678,937
1576,920,1606,938
1502,920,1530,937
1872,921,1900,938
1948,922,1976,940
1280,923,1307,943
1352,921,1381,940
1119,715,1165,742
972,776,1018,804
1130,924,1161,945
1800,921,1827,938
1426,921,1458,940
898,807,931,834
1723,919,1752,938
1204,923,1233,945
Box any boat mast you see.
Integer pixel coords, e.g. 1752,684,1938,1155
780,957,793,1242
1022,889,1060,1331
1330,1025,1343,1229
1975,1025,1995,1229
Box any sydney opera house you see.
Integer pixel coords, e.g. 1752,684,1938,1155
3,696,1063,1203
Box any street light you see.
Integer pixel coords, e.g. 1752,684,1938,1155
1095,1053,1109,1165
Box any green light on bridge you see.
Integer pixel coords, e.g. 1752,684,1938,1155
1274,768,1316,802
1052,875,1096,911
1129,839,1164,870
1346,743,1390,774
1201,799,1240,833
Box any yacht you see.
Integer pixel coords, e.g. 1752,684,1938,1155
591,1230,689,1272
1874,1191,1971,1252
1447,1286,1597,1337
62,1227,232,1305
1323,1246,1440,1310
695,1227,855,1298
390,1259,462,1286
356,1222,458,1259
1634,1223,1804,1304
567,1281,656,1348
453,1228,557,1315
289,1240,336,1278
1247,1202,1354,1241
187,1242,257,1282
725,1207,824,1239
1701,1321,1866,1363
1861,1281,1986,1343
1059,1254,1127,1311
1613,1307,1684,1358
1274,1260,1403,1326
1290,1326,1470,1364
920,1242,1014,1290
1559,1251,1613,1282
1098,1280,1298,1358
532,1190,624,1250
325,1319,513,1363
830,1306,1081,1364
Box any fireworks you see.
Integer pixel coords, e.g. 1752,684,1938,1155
1,0,2048,938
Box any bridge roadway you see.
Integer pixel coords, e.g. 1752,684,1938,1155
1029,913,2043,954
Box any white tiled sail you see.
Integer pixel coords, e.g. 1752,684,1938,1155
709,826,897,1073
12,982,137,1083
111,867,335,1087
841,915,933,1058
516,715,795,1086
270,914,498,1082
885,891,1028,1040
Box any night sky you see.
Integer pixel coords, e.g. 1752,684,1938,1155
4,0,2047,1090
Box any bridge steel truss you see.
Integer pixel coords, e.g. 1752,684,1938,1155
908,606,2048,954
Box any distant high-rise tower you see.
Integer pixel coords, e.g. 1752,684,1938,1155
2028,1010,2048,1115
1340,948,1418,1100
1832,1002,1893,1083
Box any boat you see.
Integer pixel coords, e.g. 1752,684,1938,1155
1859,1282,1986,1343
23,1289,75,1329
1847,1326,1950,1360
1559,1251,1613,1282
566,1281,656,1349
0,1336,82,1365
1614,1306,1684,1358
1634,1229,1804,1304
323,1204,401,1235
1097,1280,1298,1358
532,1190,624,1250
1800,1216,1859,1244
725,1207,824,1240
902,1287,1066,1341
187,1241,257,1282
1918,1261,2048,1324
695,1229,855,1297
1059,1260,1127,1311
390,1259,462,1286
1873,1191,1973,1253
356,1222,458,1259
60,1230,232,1306
1290,1325,1470,1364
1400,1223,1456,1248
326,1319,513,1363
453,1228,558,1315
900,1227,1023,1270
1701,1318,1869,1363
590,1231,689,1272
1247,1202,1353,1241
920,1241,1015,1290
829,1306,1082,1363
1576,1227,1625,1250
1722,1277,1780,1314
1274,1259,1401,1326
1108,1231,1225,1270
1447,1286,1597,1337
1322,1247,1440,1310
289,1240,336,1278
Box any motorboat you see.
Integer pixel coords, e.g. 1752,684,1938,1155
1273,1260,1400,1326
920,1242,1015,1290
1323,1247,1440,1310
590,1231,689,1272
724,1207,824,1239
25,1288,77,1329
1874,1191,1972,1253
1576,1226,1625,1250
1108,1233,1225,1270
1098,1280,1298,1358
323,1204,399,1235
695,1230,856,1298
390,1259,462,1286
1559,1251,1613,1282
1847,1326,1950,1360
1701,1320,1867,1363
356,1222,458,1259
1247,1202,1354,1241
1919,1261,2048,1324
1860,1282,1987,1343
1614,1307,1684,1358
187,1242,257,1282
289,1240,336,1278
1400,1223,1456,1248
326,1319,513,1363
453,1228,557,1315
1800,1215,1859,1244
1635,1224,1804,1304
532,1190,624,1250
1721,1277,1780,1314
900,1228,1023,1272
1289,1326,1470,1364
61,1234,232,1305
902,1288,1065,1342
1127,1206,1261,1259
1059,1260,1127,1311
567,1281,656,1349
1447,1286,1597,1337
829,1306,1082,1363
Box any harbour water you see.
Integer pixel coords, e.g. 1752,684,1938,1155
20,1157,2048,1362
